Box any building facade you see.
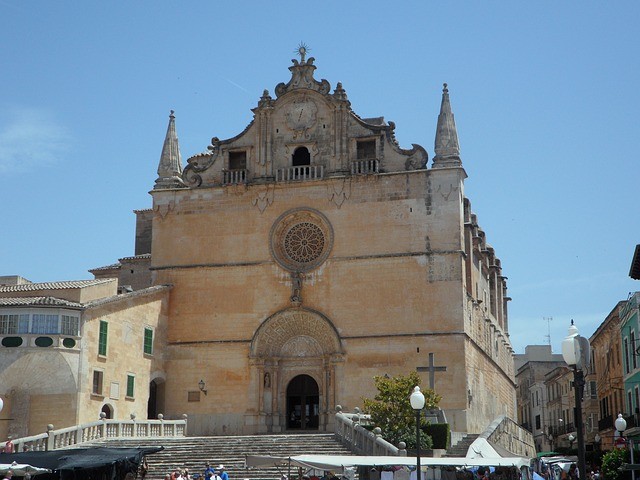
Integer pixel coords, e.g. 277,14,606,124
0,276,169,439
515,345,565,451
590,301,625,449
2,54,518,437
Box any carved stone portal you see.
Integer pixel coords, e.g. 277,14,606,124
250,308,343,433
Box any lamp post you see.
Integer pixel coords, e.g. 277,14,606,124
615,414,634,480
615,413,627,442
562,320,589,480
410,386,426,480
594,433,601,451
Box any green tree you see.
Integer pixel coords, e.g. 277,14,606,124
361,372,441,447
601,448,631,480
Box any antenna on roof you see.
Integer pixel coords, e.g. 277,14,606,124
543,317,553,346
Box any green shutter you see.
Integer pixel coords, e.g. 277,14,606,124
143,327,153,355
98,321,108,356
127,375,135,398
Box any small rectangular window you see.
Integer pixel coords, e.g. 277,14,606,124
0,315,18,334
93,370,104,395
32,314,59,334
110,382,120,399
633,332,638,370
18,314,29,334
625,337,630,374
356,140,376,160
98,320,108,356
126,374,135,398
61,315,79,336
143,327,153,355
535,414,541,430
229,151,247,170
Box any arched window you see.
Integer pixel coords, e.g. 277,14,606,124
292,147,310,166
101,403,113,419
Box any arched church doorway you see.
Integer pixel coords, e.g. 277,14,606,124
292,147,310,166
101,404,113,419
286,374,319,430
147,378,165,419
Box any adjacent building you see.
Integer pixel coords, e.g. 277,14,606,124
0,276,169,439
515,345,565,451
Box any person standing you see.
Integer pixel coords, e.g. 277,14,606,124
218,465,228,480
3,436,14,454
3,470,13,480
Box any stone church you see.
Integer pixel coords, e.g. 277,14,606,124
0,51,516,438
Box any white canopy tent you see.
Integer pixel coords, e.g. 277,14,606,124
245,454,532,472
0,462,51,476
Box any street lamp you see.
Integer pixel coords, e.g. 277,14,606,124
615,414,634,480
615,413,627,438
410,386,426,480
562,320,590,480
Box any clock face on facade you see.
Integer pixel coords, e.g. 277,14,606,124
286,99,317,131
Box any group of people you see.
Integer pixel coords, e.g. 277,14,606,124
538,463,601,480
164,463,229,480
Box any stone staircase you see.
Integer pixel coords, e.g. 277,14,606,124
89,434,355,480
443,434,478,457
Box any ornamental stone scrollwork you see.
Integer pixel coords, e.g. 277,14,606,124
182,137,221,187
281,335,323,357
270,208,333,273
327,177,352,209
252,184,275,214
250,308,343,359
275,57,331,98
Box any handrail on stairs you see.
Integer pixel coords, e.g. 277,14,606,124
5,413,188,452
334,405,406,456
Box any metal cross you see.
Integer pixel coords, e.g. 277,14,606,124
417,353,447,390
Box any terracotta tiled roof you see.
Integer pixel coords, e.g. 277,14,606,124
0,279,114,293
0,296,83,308
118,254,151,262
84,285,172,309
89,263,122,272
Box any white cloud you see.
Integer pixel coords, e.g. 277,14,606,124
0,108,73,174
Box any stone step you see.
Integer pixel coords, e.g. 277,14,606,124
443,434,478,457
91,434,355,480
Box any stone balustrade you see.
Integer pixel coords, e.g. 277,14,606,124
222,169,248,185
8,413,188,452
275,165,324,182
334,405,405,456
351,159,379,175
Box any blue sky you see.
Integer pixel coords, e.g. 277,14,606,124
1,1,638,354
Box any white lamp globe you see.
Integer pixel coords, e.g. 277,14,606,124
615,413,627,433
0,397,3,414
562,321,580,366
410,386,426,410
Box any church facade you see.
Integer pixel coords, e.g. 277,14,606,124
1,52,516,438
140,53,516,435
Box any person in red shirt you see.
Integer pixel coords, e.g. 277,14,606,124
3,437,14,454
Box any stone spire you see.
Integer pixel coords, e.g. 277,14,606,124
154,110,185,189
433,83,462,168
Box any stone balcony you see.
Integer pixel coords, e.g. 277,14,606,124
275,165,324,182
351,158,379,174
222,169,248,185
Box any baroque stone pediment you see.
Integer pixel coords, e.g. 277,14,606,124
274,57,331,98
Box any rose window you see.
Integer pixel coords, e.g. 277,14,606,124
270,208,333,272
284,223,325,263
